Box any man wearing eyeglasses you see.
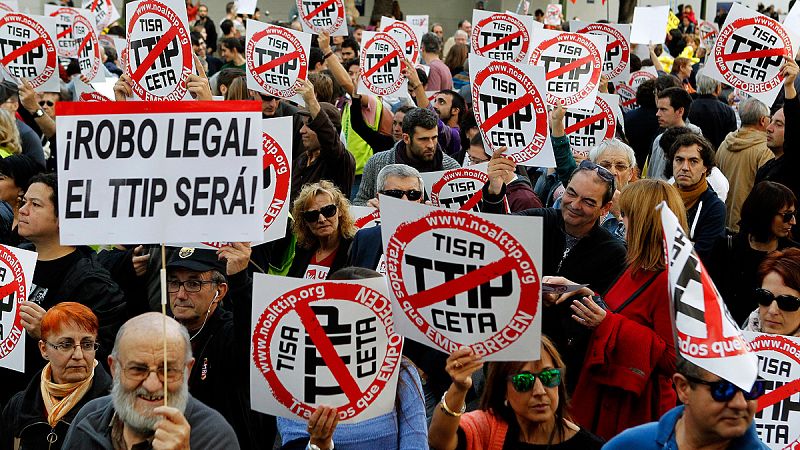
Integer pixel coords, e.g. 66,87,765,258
62,313,240,449
604,356,769,449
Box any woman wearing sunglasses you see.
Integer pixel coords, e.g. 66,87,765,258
428,336,604,450
288,181,357,280
744,247,800,336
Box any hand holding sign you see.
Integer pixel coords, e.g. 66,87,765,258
152,406,191,449
187,54,211,100
782,57,799,98
113,73,133,101
550,104,566,136
19,301,46,339
18,78,37,113
486,146,514,195
446,347,484,392
308,405,338,450
217,242,252,276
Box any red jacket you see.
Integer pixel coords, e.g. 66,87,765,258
570,268,677,441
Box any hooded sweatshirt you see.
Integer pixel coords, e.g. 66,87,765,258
716,127,774,232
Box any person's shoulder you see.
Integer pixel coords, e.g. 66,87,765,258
602,421,660,449
72,395,113,426
355,224,382,240
442,154,461,169
185,396,240,447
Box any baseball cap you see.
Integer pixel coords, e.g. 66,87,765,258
166,247,227,273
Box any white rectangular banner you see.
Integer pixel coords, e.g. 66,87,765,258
250,275,402,422
471,9,540,63
357,31,410,99
406,15,428,29
380,195,543,361
421,163,488,211
0,244,37,373
571,21,632,85
0,13,60,93
55,101,264,245
630,6,670,44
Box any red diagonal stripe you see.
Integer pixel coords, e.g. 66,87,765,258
1,37,46,66
76,33,92,57
362,50,400,78
460,190,484,211
131,27,179,83
253,51,302,75
757,378,800,411
546,54,594,80
0,280,20,300
702,31,715,40
305,0,336,19
480,93,534,133
294,301,362,403
477,30,524,54
721,47,786,62
606,39,621,51
622,97,636,107
404,256,517,309
564,112,606,134
91,0,100,10
57,25,74,40
405,39,415,48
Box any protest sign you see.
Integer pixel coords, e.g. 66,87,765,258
407,15,428,29
71,10,105,83
421,163,488,212
250,275,402,422
261,117,293,243
55,101,264,245
661,202,758,391
357,31,409,99
471,10,537,63
0,2,16,13
628,65,658,89
82,0,120,31
529,29,605,111
238,0,257,15
352,205,380,230
124,0,193,101
564,93,620,158
246,21,310,105
380,17,424,64
296,0,348,36
380,195,542,361
545,4,561,26
469,54,555,167
704,3,798,106
571,21,631,84
630,6,670,44
698,20,719,48
74,77,112,101
744,332,800,449
0,13,58,92
44,5,82,60
616,83,637,113
0,245,37,373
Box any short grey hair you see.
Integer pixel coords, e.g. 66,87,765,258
695,74,719,95
454,30,468,40
589,138,636,168
739,98,770,127
376,164,425,192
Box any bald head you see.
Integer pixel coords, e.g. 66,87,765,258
112,312,192,364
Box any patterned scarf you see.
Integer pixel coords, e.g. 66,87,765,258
39,360,97,427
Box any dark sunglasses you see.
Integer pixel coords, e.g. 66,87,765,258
380,189,423,201
578,160,616,191
684,375,766,402
39,100,54,107
754,287,800,312
302,204,337,222
259,93,279,101
507,368,562,392
777,210,796,222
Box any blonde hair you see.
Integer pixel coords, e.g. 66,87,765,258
618,179,688,272
0,109,21,155
291,180,356,248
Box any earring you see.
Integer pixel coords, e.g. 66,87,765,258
504,399,508,407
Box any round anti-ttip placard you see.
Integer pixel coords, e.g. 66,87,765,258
0,246,29,360
698,20,718,48
616,83,637,113
125,0,192,100
471,60,549,164
359,32,405,96
47,6,81,58
530,32,603,108
385,209,540,358
471,13,530,62
296,0,345,36
252,282,403,421
628,68,656,89
381,20,421,64
428,166,488,211
83,0,117,30
574,23,629,81
72,12,102,81
563,93,617,156
247,25,308,98
0,14,57,89
262,131,290,232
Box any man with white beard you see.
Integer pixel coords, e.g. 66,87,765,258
62,313,239,449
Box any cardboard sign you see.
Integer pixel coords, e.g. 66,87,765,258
380,195,543,361
250,275,402,422
545,4,561,26
261,117,293,243
564,93,620,157
246,21,310,105
0,245,37,373
238,0,257,15
470,54,555,167
0,13,59,92
380,17,424,65
74,77,112,101
628,65,658,89
421,163,488,211
471,10,538,63
82,0,120,31
352,205,380,229
296,0,348,36
71,10,105,83
698,20,719,48
571,21,631,84
616,83,637,113
661,202,758,391
704,3,798,107
630,6,670,44
357,31,409,99
55,101,264,245
124,0,193,101
744,332,800,449
529,29,605,111
44,5,83,60
0,2,16,13
407,15,428,29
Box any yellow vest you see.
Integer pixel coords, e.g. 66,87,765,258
342,99,383,175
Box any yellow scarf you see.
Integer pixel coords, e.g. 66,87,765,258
678,175,708,210
39,360,97,427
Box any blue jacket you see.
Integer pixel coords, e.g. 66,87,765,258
347,225,383,271
687,186,726,263
603,405,769,449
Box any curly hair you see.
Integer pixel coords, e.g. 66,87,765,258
291,180,356,249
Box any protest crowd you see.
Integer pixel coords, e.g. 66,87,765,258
2,0,800,448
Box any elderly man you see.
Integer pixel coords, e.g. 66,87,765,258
605,356,768,449
443,19,471,56
62,313,238,448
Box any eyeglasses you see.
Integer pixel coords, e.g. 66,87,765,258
507,368,562,392
167,279,216,293
379,189,423,201
777,210,796,222
468,155,489,165
577,160,616,191
597,161,630,172
38,100,55,107
302,204,337,222
45,340,99,354
122,364,184,383
683,375,766,402
754,287,800,312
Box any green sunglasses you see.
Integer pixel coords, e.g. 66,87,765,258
508,368,563,392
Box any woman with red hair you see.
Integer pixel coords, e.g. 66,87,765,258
1,302,112,449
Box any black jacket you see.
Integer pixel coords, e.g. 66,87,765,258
624,105,661,170
1,364,112,450
288,237,354,279
686,186,727,263
688,94,738,150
